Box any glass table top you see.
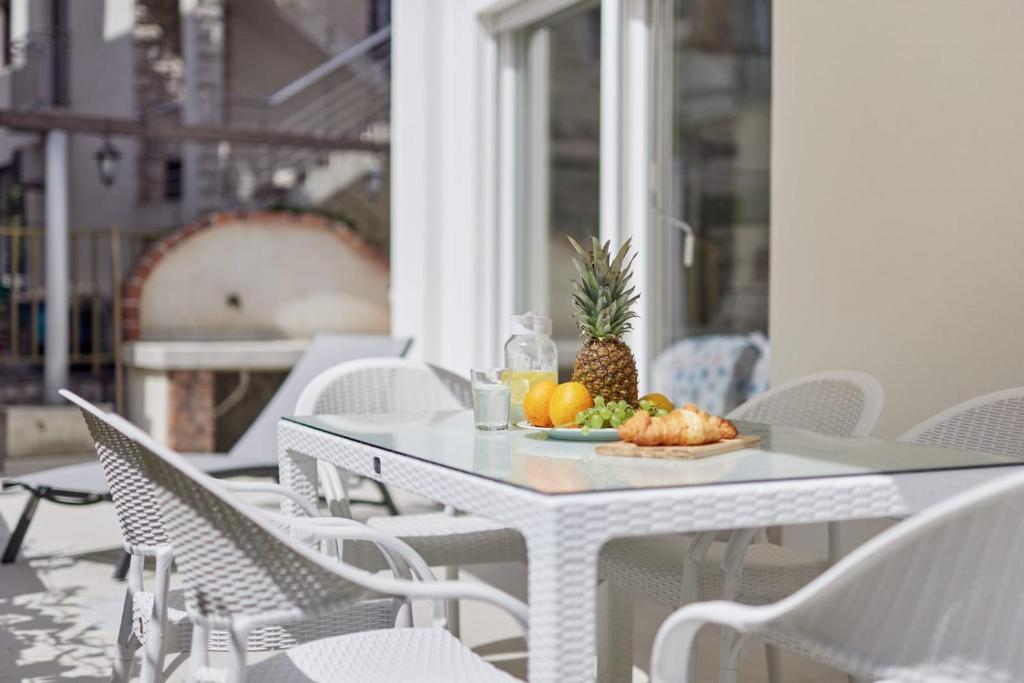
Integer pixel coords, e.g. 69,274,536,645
284,411,1022,495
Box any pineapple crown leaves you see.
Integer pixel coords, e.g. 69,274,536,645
567,236,640,340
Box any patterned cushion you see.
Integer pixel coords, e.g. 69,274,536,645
651,335,763,415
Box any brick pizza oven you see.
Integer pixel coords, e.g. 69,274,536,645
121,211,389,452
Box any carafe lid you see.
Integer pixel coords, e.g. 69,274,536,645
511,311,552,336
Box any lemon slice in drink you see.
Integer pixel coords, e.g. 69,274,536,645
506,376,531,404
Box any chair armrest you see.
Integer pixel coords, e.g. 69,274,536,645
367,574,529,633
260,512,448,624
266,513,431,576
272,516,528,631
222,480,321,518
237,513,528,634
651,601,763,683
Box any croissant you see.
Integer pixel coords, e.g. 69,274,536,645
618,404,738,446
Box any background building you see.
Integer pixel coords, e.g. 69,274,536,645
0,0,392,405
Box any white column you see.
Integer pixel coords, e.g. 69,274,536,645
599,0,623,246
621,0,652,392
44,129,69,402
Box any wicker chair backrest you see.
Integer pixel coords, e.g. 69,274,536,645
899,388,1024,458
60,390,169,550
728,371,884,437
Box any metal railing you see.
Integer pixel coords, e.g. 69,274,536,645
0,226,163,370
222,26,391,203
138,26,391,205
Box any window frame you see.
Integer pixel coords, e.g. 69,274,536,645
476,0,653,385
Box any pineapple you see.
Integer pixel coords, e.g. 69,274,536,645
567,236,640,405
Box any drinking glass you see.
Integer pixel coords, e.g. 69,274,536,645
471,368,511,431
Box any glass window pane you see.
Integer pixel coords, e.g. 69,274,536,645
651,0,771,412
521,5,601,374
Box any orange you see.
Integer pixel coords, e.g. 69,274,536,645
524,380,558,427
548,381,594,428
640,392,674,412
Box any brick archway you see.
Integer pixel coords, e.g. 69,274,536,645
121,210,386,341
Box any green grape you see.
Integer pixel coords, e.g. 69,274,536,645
610,415,622,428
656,408,669,417
588,414,604,429
600,408,612,420
612,409,625,421
639,399,651,411
576,411,587,424
594,396,605,408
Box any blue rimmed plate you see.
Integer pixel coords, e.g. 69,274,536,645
516,421,621,442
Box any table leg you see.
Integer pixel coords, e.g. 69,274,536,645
278,436,319,515
597,580,634,683
526,533,603,683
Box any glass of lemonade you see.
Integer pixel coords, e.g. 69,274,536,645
471,369,511,431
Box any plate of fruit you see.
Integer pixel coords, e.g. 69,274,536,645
517,377,673,442
513,236,678,441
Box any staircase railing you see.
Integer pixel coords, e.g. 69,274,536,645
138,26,391,206
222,26,391,202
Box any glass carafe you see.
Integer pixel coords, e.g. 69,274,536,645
503,312,558,424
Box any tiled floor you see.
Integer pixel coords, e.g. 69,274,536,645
0,473,846,682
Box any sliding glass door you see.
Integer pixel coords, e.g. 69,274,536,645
484,0,769,390
517,3,602,374
649,0,771,406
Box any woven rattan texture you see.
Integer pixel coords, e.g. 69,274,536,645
747,480,1024,682
231,627,517,682
132,589,398,653
349,513,525,570
600,537,826,606
730,379,868,437
310,364,467,415
79,409,169,548
296,360,527,571
281,421,944,683
140,451,370,623
912,396,1024,457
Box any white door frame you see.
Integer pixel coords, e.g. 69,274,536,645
477,0,652,386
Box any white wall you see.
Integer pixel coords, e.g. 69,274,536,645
771,0,1024,438
391,0,497,372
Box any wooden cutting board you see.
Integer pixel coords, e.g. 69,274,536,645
595,434,761,460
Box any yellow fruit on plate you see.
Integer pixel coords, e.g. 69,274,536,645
524,380,557,427
548,381,594,428
640,392,674,412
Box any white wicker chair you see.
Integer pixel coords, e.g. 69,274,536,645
728,370,884,438
651,467,1024,683
100,405,528,683
597,370,884,683
60,390,400,683
898,387,1024,456
294,359,527,633
4,335,412,569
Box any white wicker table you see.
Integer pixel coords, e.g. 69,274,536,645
278,411,1022,683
